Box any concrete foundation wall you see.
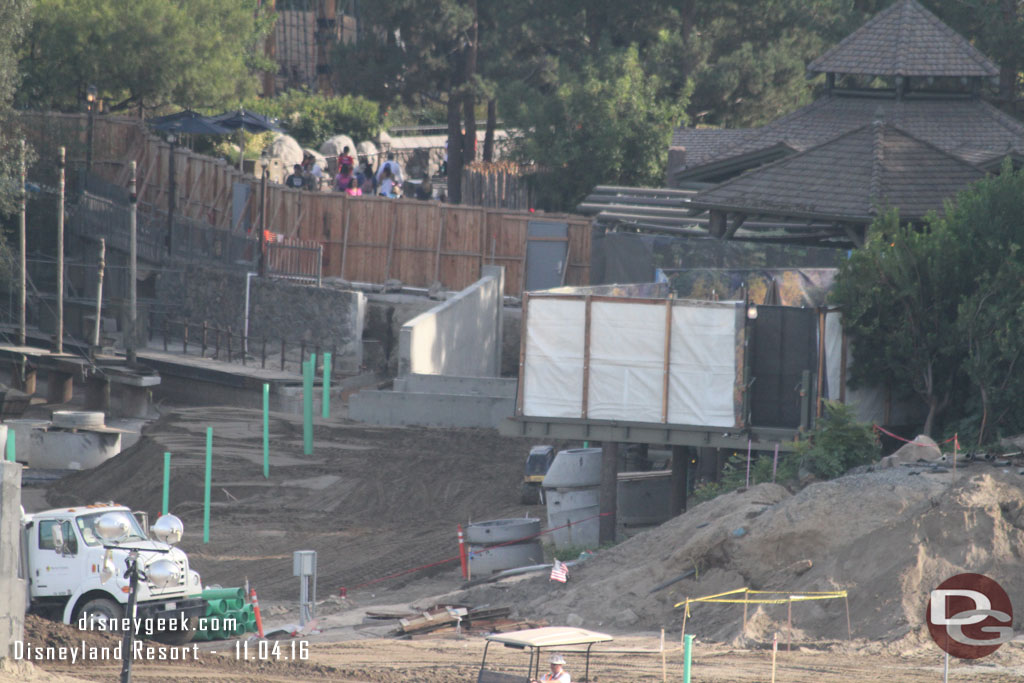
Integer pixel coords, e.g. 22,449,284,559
0,462,25,658
398,266,504,377
158,266,365,372
349,388,515,428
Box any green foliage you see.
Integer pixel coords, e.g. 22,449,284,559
833,164,1024,443
242,90,380,147
790,402,880,479
17,0,273,113
0,0,30,218
502,46,689,211
692,403,878,506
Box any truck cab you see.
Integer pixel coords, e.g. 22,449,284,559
521,445,556,504
21,503,205,644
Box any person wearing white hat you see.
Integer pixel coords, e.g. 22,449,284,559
531,653,570,682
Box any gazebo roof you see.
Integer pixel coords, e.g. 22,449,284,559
806,0,999,78
671,94,1024,180
687,121,985,223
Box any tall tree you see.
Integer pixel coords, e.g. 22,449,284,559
501,46,688,211
17,0,273,114
833,165,1024,441
0,0,30,216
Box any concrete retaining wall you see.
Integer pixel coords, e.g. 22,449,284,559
0,462,25,658
349,379,516,428
398,266,504,377
158,266,365,372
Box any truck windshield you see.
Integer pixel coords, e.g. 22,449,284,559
76,510,148,546
526,454,550,476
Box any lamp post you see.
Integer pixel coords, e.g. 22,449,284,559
166,132,177,255
85,85,98,179
258,158,268,277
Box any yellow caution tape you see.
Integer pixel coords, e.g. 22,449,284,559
674,587,847,609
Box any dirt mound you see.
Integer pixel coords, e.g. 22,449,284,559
460,467,1024,644
44,407,545,602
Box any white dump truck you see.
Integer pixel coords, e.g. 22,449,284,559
20,503,206,644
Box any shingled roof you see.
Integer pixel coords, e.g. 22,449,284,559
671,94,1024,178
688,122,985,223
806,0,999,77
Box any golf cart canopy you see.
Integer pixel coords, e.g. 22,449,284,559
486,627,613,649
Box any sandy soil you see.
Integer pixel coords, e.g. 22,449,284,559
17,406,1024,681
16,632,1024,682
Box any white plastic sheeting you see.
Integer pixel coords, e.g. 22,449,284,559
523,298,586,417
522,297,741,427
667,305,741,427
587,302,665,422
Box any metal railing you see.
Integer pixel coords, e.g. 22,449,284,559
155,318,342,378
72,177,327,283
266,239,323,285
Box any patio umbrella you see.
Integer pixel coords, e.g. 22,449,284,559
210,109,284,134
210,109,284,171
148,110,231,137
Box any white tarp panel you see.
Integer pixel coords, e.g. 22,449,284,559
825,310,843,401
667,304,739,427
522,298,585,417
587,302,665,422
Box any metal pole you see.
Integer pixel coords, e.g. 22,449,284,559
263,383,269,479
18,139,26,347
56,147,65,354
92,239,105,352
86,101,95,177
321,352,331,418
167,137,176,255
259,169,267,276
128,161,137,364
119,551,140,683
18,139,26,348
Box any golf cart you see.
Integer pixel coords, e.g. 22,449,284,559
477,626,613,682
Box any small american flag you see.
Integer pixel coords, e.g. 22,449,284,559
550,559,568,583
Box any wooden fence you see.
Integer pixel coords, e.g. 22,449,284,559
461,161,535,210
16,113,592,296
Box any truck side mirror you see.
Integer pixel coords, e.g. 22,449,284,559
51,523,64,554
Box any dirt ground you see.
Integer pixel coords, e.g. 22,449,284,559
14,628,1024,682
15,406,1024,681
45,407,547,601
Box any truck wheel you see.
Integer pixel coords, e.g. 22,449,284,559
152,617,196,645
76,598,123,631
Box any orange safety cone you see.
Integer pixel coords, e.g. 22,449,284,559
250,588,265,638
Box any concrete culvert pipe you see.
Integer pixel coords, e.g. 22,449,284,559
465,518,541,545
51,411,106,429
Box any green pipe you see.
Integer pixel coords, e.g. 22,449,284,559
683,634,694,683
232,621,247,636
321,352,331,418
225,598,243,611
303,357,314,455
201,587,246,601
162,452,170,515
5,429,13,462
204,427,212,544
205,599,227,616
262,383,269,479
